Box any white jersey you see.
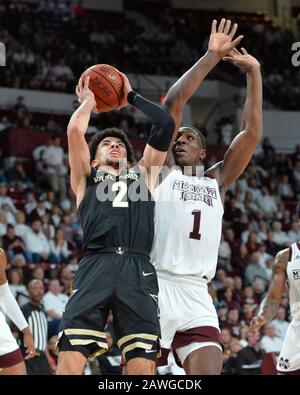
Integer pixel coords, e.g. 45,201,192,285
0,311,19,356
151,169,224,281
277,243,300,373
286,243,300,323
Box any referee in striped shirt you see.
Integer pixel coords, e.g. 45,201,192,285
11,279,52,375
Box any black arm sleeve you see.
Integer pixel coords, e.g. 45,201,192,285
128,91,175,152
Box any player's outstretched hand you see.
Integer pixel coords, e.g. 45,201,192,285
223,48,261,72
208,19,244,58
249,315,266,334
118,72,133,110
76,76,97,112
23,327,37,360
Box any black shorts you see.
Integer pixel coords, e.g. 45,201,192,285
25,352,53,375
56,249,160,362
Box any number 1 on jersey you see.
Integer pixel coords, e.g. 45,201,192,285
189,209,201,240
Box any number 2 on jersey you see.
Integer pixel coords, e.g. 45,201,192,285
112,181,128,207
189,209,201,240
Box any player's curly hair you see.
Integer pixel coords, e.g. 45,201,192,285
89,127,135,164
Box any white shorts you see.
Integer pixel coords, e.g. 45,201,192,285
157,273,222,366
277,321,300,373
0,312,19,356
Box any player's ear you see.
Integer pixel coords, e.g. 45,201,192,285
91,160,99,168
200,149,206,161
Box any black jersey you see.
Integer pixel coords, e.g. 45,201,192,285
78,166,154,254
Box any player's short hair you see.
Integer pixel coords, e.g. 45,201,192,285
178,126,207,149
89,127,135,164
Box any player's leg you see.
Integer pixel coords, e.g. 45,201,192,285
155,276,180,369
56,254,113,375
56,350,87,375
0,322,27,375
0,361,27,375
276,323,300,375
181,344,223,374
113,256,161,375
127,357,156,375
171,279,223,374
115,315,159,375
122,354,157,375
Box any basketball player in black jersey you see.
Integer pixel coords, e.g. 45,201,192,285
56,74,175,375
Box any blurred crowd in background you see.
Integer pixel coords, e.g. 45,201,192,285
0,0,299,110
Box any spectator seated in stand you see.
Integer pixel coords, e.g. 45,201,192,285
43,279,68,338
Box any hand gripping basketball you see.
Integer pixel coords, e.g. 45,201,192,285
80,64,125,112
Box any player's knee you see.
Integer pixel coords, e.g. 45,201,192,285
56,362,79,375
183,348,223,375
126,357,156,375
56,358,71,375
121,338,159,375
56,352,86,375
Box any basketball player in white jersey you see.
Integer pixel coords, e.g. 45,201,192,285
0,249,36,374
250,204,300,375
151,19,262,374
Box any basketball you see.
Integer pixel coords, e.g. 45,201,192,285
80,64,124,112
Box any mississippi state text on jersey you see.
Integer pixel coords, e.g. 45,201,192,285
151,168,224,281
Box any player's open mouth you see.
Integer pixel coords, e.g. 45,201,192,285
110,150,119,156
175,148,185,154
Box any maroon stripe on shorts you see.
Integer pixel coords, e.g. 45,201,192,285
156,348,170,367
172,326,223,351
0,348,24,369
157,326,223,368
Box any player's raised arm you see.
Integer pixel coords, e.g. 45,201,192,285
249,249,289,334
163,19,243,161
67,77,95,205
118,73,175,171
208,48,262,191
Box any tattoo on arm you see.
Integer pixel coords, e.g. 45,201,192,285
258,249,288,322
